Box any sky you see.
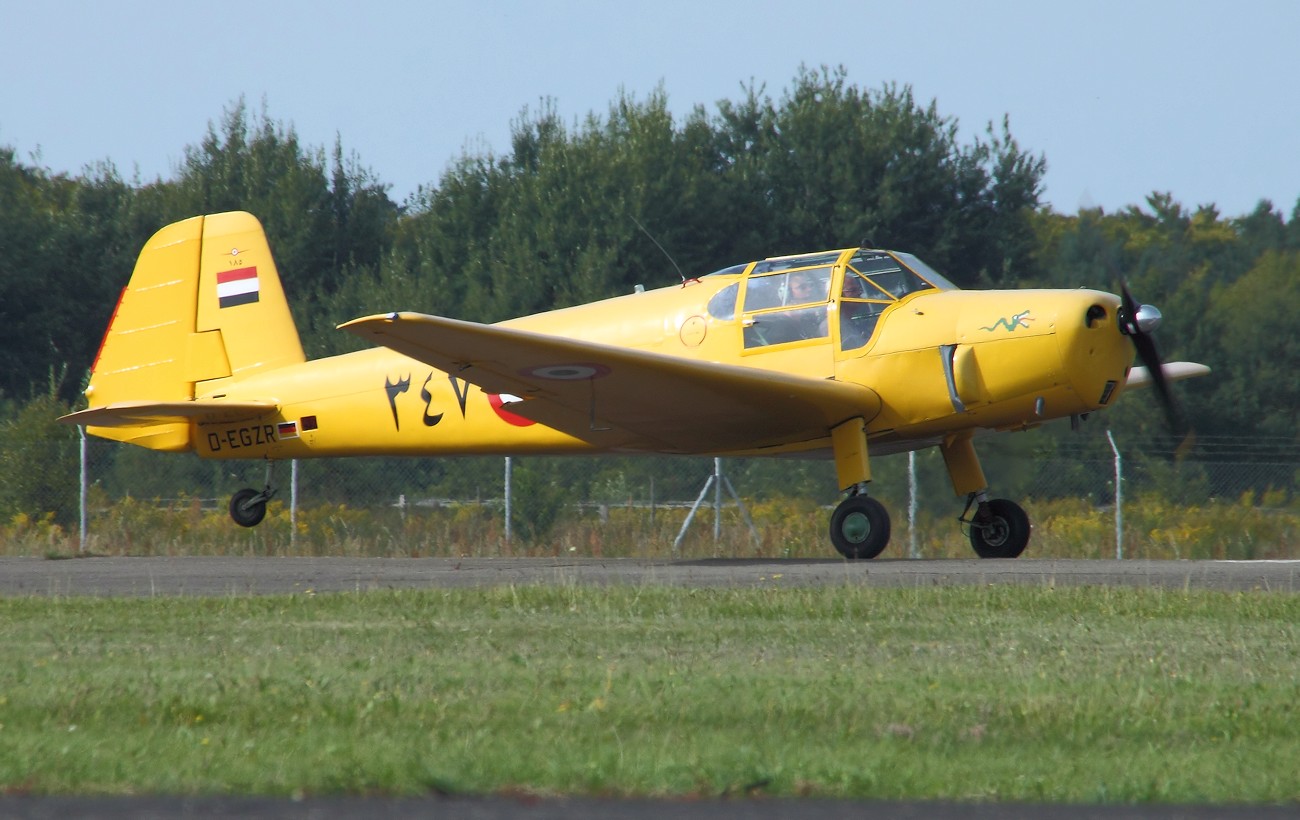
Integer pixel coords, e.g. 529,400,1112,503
3,0,1298,218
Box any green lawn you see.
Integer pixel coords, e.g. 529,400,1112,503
2,583,1298,801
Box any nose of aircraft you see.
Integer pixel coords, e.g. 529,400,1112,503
1115,282,1189,433
1055,290,1132,412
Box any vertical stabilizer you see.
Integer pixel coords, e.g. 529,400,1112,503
82,212,305,451
193,212,305,386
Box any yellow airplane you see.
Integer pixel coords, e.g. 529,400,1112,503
61,211,1209,559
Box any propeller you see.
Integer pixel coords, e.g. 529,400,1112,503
1116,279,1195,453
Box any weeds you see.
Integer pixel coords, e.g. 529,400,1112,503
3,494,1298,559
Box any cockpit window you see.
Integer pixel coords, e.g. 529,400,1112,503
846,251,933,299
891,252,958,291
750,252,841,276
743,266,832,311
706,282,738,321
702,263,750,278
742,264,833,348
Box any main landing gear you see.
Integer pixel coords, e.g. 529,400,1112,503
228,462,277,528
827,430,1032,560
830,488,891,559
828,488,1031,560
960,493,1030,559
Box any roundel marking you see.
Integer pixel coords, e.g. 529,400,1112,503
522,363,612,381
488,393,536,427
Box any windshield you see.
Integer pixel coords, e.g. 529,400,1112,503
891,252,958,290
845,251,935,298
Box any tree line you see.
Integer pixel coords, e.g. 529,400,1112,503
3,65,1299,518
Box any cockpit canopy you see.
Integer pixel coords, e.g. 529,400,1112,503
703,248,955,350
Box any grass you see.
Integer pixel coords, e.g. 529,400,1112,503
2,583,1300,802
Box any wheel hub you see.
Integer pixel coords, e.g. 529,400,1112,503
841,512,872,544
978,517,1009,547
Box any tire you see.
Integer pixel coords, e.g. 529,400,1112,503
829,495,891,559
229,488,268,528
970,498,1030,558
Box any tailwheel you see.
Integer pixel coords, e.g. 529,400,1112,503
968,498,1030,559
829,494,891,560
229,487,271,528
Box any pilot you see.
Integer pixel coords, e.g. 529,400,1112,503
784,271,827,339
787,270,821,304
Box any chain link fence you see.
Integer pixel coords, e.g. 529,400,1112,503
2,426,1298,559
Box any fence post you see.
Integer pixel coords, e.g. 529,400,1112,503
504,457,513,544
290,459,299,550
78,425,88,553
1106,430,1123,559
908,450,918,559
713,458,723,542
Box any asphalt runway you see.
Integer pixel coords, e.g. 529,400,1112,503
2,555,1300,597
5,556,1298,819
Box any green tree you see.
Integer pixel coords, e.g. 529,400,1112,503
0,150,158,403
392,89,737,325
712,66,1045,285
0,389,77,524
1209,250,1300,440
171,100,398,312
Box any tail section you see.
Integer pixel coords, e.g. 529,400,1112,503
73,212,304,451
192,211,305,384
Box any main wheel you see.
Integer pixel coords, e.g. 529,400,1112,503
829,495,891,559
970,498,1030,558
229,487,267,528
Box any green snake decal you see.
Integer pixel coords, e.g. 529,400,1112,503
981,310,1034,332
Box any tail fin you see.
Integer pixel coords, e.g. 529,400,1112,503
76,212,304,450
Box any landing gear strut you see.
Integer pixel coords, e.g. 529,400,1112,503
829,488,891,560
229,461,277,528
942,434,1031,559
961,493,1030,559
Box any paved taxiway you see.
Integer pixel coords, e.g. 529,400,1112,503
2,555,1299,597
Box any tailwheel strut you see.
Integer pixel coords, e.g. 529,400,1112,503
229,461,277,528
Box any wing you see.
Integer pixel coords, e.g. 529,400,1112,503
59,399,278,428
340,312,881,454
1125,361,1211,388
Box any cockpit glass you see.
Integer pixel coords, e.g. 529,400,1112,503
892,252,958,291
750,252,841,276
702,263,750,278
706,282,738,320
743,265,832,311
846,251,933,299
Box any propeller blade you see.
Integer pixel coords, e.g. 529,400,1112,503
1115,273,1193,447
1129,326,1181,432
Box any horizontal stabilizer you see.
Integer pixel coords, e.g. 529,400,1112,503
1125,361,1211,388
60,399,278,428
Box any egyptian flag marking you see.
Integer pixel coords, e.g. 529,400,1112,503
217,267,260,308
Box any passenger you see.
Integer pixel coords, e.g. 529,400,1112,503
840,274,884,350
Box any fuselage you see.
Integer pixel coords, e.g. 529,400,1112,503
191,248,1135,462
